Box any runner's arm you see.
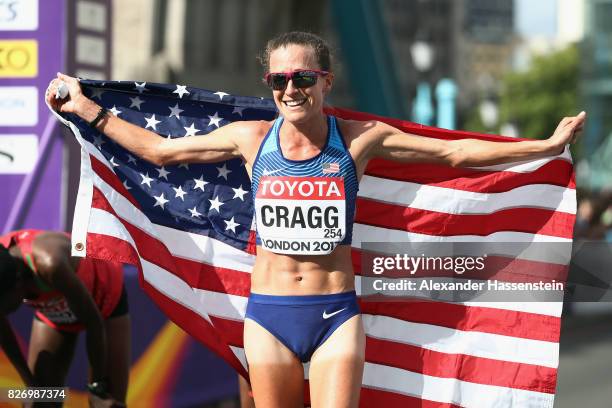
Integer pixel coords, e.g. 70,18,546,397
34,251,108,383
365,113,585,166
46,73,252,166
0,316,36,386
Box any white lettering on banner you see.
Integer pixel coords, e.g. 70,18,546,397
0,134,38,174
0,0,38,31
255,176,346,255
259,179,342,198
0,86,37,126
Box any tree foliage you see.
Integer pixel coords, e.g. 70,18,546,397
499,44,579,140
463,44,579,140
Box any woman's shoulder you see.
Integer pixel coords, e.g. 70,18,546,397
230,119,274,136
226,119,275,163
335,117,392,143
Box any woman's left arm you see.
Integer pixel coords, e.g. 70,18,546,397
368,112,586,167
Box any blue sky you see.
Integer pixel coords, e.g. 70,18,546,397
515,0,557,37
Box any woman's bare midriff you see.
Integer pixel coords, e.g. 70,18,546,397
250,245,355,295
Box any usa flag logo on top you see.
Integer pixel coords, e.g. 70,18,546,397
322,162,340,174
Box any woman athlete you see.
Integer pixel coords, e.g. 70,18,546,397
47,31,584,408
0,230,130,407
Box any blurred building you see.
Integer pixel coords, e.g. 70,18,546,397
513,0,585,71
558,0,586,46
381,0,514,119
453,0,515,112
582,0,612,190
111,0,516,122
113,0,329,98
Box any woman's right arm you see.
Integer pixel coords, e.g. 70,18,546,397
46,73,256,166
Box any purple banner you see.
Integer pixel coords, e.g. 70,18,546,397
0,0,65,232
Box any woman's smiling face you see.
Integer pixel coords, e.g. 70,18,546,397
268,44,333,125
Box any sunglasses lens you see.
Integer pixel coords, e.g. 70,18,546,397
266,71,324,90
268,74,288,90
292,71,318,88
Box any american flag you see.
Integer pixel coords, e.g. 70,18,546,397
322,162,340,174
53,80,575,407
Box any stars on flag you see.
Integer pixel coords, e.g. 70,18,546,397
193,175,208,191
208,112,222,128
224,217,240,233
188,206,202,218
208,196,223,213
214,91,229,100
140,172,154,188
169,103,183,119
91,88,106,100
173,185,187,201
153,192,169,209
134,82,147,93
216,163,231,180
232,185,248,201
145,114,162,131
174,85,190,98
156,166,171,180
184,123,200,137
76,79,275,249
93,135,105,149
129,96,145,110
109,105,122,116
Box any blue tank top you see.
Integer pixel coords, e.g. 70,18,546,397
251,115,359,255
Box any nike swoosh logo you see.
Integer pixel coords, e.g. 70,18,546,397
0,150,14,162
262,168,286,176
322,307,347,319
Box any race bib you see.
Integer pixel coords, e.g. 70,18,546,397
255,176,346,255
28,297,78,324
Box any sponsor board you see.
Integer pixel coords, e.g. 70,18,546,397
0,86,37,126
0,39,37,77
0,134,38,173
0,0,38,31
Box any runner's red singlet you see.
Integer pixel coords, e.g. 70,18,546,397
0,230,124,332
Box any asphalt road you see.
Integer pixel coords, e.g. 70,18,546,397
554,307,612,408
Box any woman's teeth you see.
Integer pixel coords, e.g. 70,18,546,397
284,98,307,107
